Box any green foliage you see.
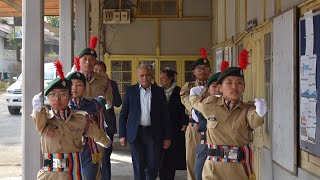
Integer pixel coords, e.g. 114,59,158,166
46,16,59,28
7,31,18,48
0,81,9,92
48,52,58,58
0,18,9,25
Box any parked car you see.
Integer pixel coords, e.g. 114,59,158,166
6,63,56,115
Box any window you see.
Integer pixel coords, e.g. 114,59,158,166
160,61,176,71
184,60,195,83
111,61,132,98
235,44,243,66
264,33,272,135
3,38,14,50
137,0,178,17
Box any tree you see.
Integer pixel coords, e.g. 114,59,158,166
46,16,59,28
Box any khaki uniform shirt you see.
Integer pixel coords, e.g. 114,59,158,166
31,108,111,180
83,72,113,106
180,81,197,115
189,95,264,180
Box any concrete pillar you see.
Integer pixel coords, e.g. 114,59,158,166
74,0,88,56
22,0,44,179
59,0,74,70
90,0,100,58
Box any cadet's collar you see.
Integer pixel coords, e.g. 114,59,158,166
52,108,71,121
220,97,245,111
224,98,239,112
70,97,83,108
196,80,208,87
84,73,93,82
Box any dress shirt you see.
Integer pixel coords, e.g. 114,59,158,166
139,84,152,126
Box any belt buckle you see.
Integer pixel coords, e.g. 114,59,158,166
223,149,238,159
52,158,68,168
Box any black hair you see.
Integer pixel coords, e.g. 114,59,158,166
161,69,177,84
96,61,107,72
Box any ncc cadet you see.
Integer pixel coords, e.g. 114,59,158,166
180,48,211,180
189,49,267,180
77,35,113,107
31,61,111,180
67,62,111,180
76,36,113,179
94,61,122,180
192,71,221,180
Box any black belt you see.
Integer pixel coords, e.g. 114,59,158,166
139,125,151,129
200,133,206,141
207,149,244,160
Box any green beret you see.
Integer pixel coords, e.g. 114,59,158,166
78,47,97,58
208,72,221,86
192,58,210,70
217,67,244,84
44,77,71,96
66,72,86,85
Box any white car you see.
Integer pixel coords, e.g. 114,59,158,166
6,63,56,115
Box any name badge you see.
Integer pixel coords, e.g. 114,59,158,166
208,117,217,121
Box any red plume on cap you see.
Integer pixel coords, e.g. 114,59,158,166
74,56,80,71
54,60,65,80
220,60,229,72
89,35,98,50
238,48,250,70
200,48,207,59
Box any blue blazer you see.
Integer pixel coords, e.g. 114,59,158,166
119,83,171,143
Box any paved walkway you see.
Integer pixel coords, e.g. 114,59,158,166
0,150,187,180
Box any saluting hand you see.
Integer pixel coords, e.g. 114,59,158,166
254,99,267,117
190,86,205,96
32,92,43,112
163,140,171,149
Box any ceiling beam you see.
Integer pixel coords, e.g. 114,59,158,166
1,0,21,11
1,0,59,36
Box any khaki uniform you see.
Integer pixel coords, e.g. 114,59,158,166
31,107,111,180
83,72,113,106
181,81,202,180
82,72,113,179
189,95,264,180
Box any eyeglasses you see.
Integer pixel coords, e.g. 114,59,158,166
195,66,210,72
47,92,69,100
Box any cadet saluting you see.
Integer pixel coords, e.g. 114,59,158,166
189,49,267,180
31,61,111,180
180,48,211,180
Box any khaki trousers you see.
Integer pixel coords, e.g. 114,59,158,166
202,160,249,180
185,124,200,180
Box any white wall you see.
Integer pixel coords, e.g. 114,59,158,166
161,20,211,55
239,0,246,33
226,0,235,39
281,0,302,11
183,0,211,16
217,0,225,42
105,1,212,55
266,0,275,19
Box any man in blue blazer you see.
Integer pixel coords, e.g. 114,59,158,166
119,65,172,180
